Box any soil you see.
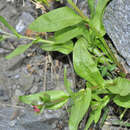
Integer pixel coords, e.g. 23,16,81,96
0,0,129,130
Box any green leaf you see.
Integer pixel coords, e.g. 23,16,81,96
106,78,130,96
114,95,130,108
89,0,110,36
0,16,20,37
87,0,96,18
0,35,5,42
73,37,105,88
45,98,68,110
85,96,110,130
84,110,94,130
29,7,82,32
69,88,91,130
40,40,73,55
19,90,69,105
6,42,33,59
54,23,86,43
100,107,109,127
64,66,73,95
19,90,69,110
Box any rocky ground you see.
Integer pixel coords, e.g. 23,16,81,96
0,0,72,129
0,0,130,130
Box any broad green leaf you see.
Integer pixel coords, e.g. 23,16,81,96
114,95,130,108
19,90,69,105
87,0,96,18
40,40,73,54
85,96,110,130
89,0,110,36
54,23,86,43
29,7,82,32
105,78,130,96
0,16,20,37
69,88,91,130
73,37,105,88
64,67,73,95
5,41,36,59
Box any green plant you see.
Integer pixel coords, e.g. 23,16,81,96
0,0,130,129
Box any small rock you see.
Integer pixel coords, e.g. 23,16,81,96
43,109,65,121
14,74,20,79
17,72,34,91
51,122,57,129
0,89,10,101
30,86,38,93
9,120,17,127
104,0,130,72
16,12,34,34
64,127,69,130
0,89,4,96
0,48,10,54
15,89,24,96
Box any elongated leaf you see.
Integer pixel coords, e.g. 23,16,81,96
40,40,73,54
94,96,110,123
20,90,69,111
29,7,82,32
69,88,91,130
85,96,110,130
64,67,73,95
19,90,69,105
106,78,130,96
85,110,94,130
45,98,68,110
54,23,86,43
89,0,110,36
0,16,20,37
6,42,34,59
87,0,96,18
73,37,105,88
114,95,130,108
100,107,109,127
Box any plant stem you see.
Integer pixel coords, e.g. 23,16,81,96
100,106,109,127
120,108,127,120
100,37,125,73
20,35,55,44
1,31,55,44
67,0,89,23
